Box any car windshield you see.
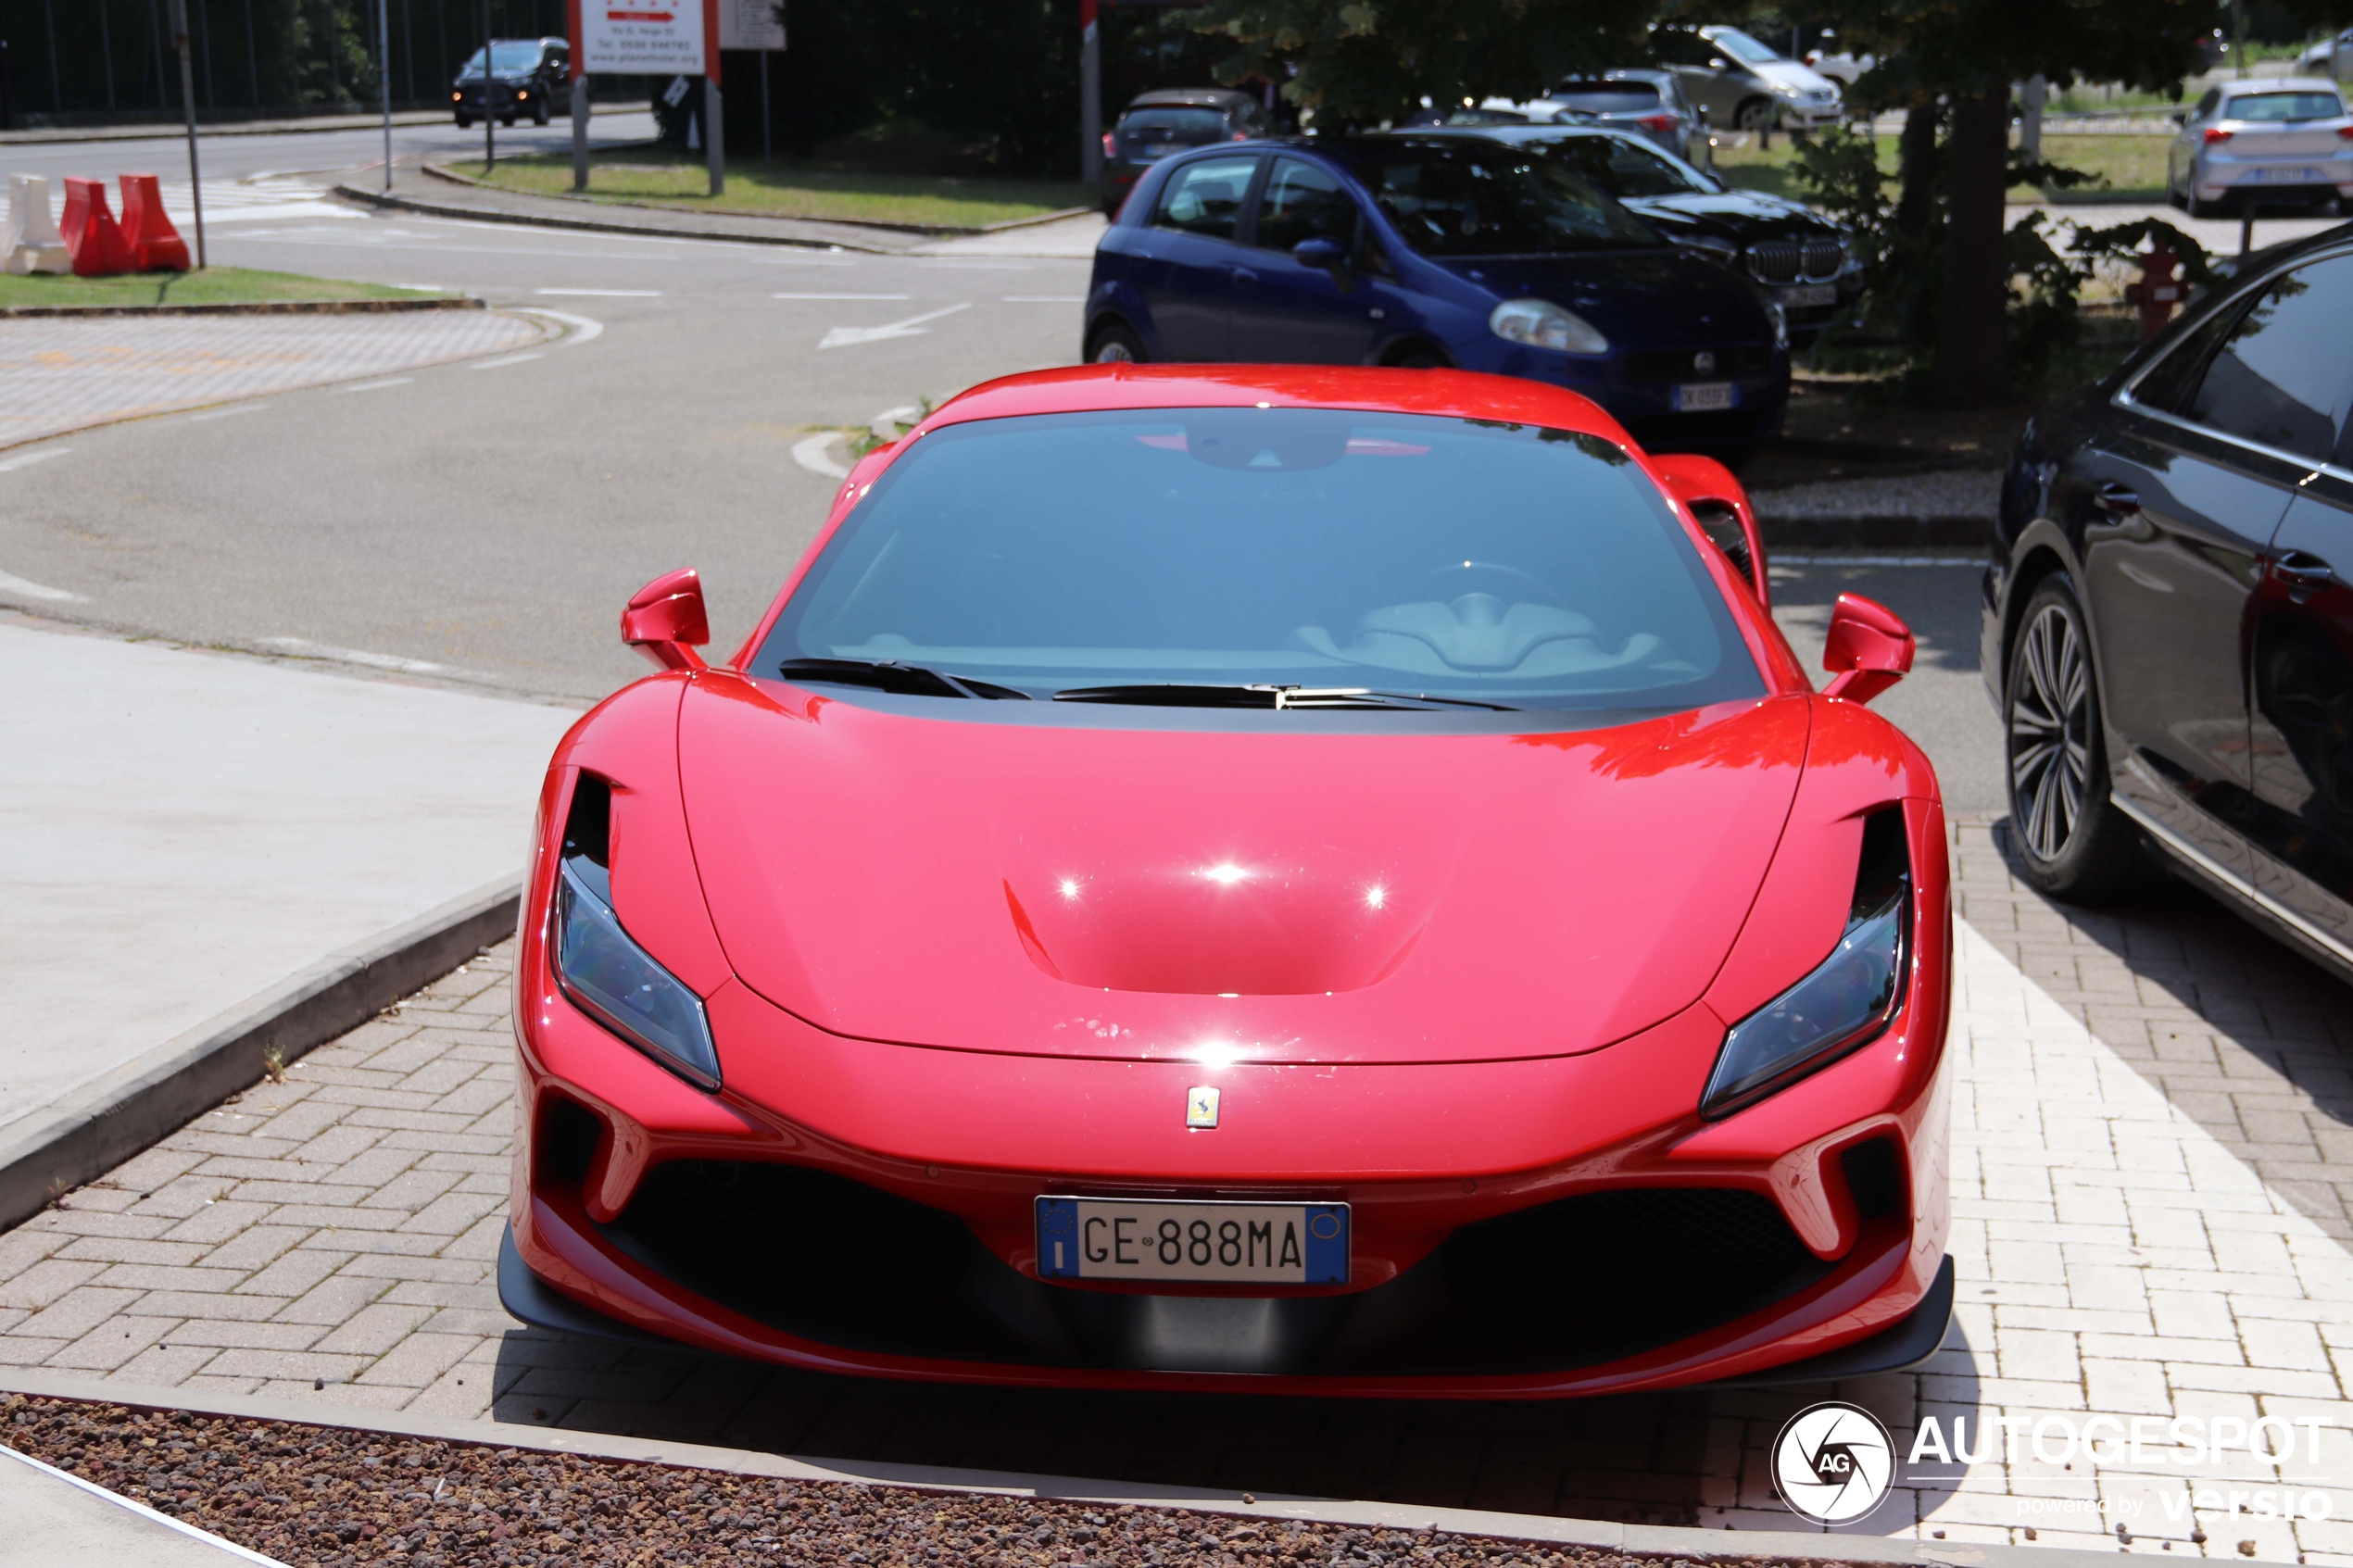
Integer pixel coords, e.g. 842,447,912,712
462,43,543,70
1338,139,1661,255
758,408,1757,715
1709,29,1784,64
2223,91,2345,121
1552,82,1663,114
1533,133,1712,197
1120,107,1227,140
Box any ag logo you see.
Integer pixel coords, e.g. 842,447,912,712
1772,1400,1894,1524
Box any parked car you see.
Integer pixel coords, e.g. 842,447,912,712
1085,134,1790,458
499,362,1954,1396
1101,89,1271,220
1982,220,2353,982
1540,69,1709,164
451,37,571,129
2297,26,2353,81
2166,79,2353,217
1653,25,1843,132
1459,124,1861,347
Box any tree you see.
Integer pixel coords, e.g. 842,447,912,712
1807,0,2222,402
1189,0,1653,127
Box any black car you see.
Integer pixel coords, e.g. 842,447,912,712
1101,89,1270,219
453,36,571,129
1436,124,1860,346
1982,221,2353,978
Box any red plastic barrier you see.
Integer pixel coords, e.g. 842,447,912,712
59,176,134,277
117,173,190,271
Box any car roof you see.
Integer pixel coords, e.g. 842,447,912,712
1124,89,1255,110
916,365,1631,446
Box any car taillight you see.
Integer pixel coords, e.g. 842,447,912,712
2337,125,2353,140
1639,112,1679,132
1232,131,1249,141
1101,132,1115,157
2204,127,2234,143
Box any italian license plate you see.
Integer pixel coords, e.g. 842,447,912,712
1676,382,1739,412
1036,1197,1349,1285
1143,144,1180,157
2249,167,2322,182
1780,282,1838,307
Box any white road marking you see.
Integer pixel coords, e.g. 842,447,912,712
229,232,683,261
0,447,71,472
774,292,912,301
516,308,604,346
1003,295,1086,303
333,378,414,394
792,433,852,479
535,287,661,296
0,569,84,602
469,352,545,370
820,302,971,349
185,405,264,421
388,283,448,292
263,636,466,676
916,259,1034,270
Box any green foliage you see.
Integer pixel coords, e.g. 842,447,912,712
1189,0,1651,124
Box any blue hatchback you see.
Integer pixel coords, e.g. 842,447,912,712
1085,133,1789,457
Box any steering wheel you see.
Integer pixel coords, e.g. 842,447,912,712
1416,560,1565,606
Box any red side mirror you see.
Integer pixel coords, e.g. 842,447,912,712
621,568,710,672
1821,592,1914,705
1650,453,1769,609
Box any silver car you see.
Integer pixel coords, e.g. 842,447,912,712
2167,79,2353,218
1652,25,1843,132
1538,70,1707,164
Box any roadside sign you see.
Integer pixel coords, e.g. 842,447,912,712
579,0,707,75
719,0,784,52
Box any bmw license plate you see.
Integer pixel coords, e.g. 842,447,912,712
1036,1197,1349,1285
1675,382,1739,413
1779,282,1838,307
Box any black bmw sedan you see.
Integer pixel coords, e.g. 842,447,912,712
1430,124,1862,346
1982,221,2353,976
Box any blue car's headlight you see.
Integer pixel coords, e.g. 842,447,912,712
1490,297,1609,355
554,852,723,1091
1701,814,1910,1119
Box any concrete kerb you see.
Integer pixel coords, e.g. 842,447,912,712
0,101,648,144
0,297,484,320
330,180,897,254
0,874,520,1235
0,1368,2194,1568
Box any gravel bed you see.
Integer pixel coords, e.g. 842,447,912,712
0,1394,1853,1568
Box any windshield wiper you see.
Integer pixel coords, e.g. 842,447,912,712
775,658,1030,700
1051,683,1516,711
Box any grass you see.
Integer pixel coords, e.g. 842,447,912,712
1706,130,2175,203
0,266,440,309
469,146,1095,230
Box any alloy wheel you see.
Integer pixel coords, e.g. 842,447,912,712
2009,602,2094,861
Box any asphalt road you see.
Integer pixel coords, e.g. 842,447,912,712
0,127,2007,812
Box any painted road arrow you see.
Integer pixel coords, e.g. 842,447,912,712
819,303,971,350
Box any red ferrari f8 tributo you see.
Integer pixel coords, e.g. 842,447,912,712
501,364,1953,1398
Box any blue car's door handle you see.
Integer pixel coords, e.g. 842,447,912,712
1232,268,1258,289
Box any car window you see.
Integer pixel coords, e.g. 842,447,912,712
1153,157,1258,242
463,43,544,70
1121,107,1228,143
1707,29,1783,64
2194,88,2221,119
1340,140,1659,256
2131,299,2247,417
1237,102,1269,136
2183,255,2353,460
759,408,1761,715
1554,82,1662,114
2223,91,2345,121
1540,134,1708,198
1254,158,1357,252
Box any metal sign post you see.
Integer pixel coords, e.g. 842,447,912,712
164,0,205,268
380,0,393,192
568,0,589,189
482,0,495,173
1078,0,1101,182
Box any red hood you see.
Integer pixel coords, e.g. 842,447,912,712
676,675,1807,1065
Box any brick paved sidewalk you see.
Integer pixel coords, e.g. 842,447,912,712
0,309,551,451
0,820,2347,1561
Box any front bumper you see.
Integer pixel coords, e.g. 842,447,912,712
506,845,1949,1397
1460,340,1789,450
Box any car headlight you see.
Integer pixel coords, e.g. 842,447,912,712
1765,297,1789,348
1701,814,1909,1119
1489,297,1608,354
554,853,723,1090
